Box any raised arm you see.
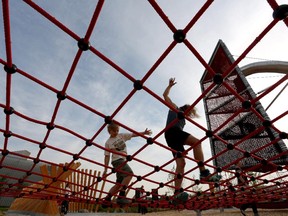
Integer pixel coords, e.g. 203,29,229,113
163,78,177,109
103,155,110,175
132,128,152,137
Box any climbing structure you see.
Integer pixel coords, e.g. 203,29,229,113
1,0,288,212
200,40,288,172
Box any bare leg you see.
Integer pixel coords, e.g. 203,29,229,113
108,175,132,196
184,134,205,171
184,134,221,183
108,184,121,196
121,175,132,188
173,134,210,191
175,157,185,190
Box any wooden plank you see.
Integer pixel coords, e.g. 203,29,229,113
51,164,57,178
9,198,59,215
72,168,77,212
83,169,88,210
40,165,58,194
91,170,99,212
87,169,94,212
86,170,91,212
40,165,51,185
76,168,81,211
80,169,85,210
9,162,81,216
95,171,105,212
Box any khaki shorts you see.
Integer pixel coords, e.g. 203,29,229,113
112,158,133,183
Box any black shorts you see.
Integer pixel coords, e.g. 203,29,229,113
164,127,190,156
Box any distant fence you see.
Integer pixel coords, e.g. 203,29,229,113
67,168,104,212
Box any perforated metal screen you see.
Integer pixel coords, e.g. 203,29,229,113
200,40,288,172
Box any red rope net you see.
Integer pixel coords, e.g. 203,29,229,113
1,0,288,211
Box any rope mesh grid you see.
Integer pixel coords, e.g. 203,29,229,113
0,0,288,211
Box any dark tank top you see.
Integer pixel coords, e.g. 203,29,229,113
166,108,185,130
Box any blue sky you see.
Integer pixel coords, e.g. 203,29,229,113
0,0,287,196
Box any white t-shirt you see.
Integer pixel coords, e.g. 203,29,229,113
104,133,133,162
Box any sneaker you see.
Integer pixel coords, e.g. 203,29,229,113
200,169,221,182
240,209,247,216
101,196,111,209
172,192,188,205
116,197,131,204
208,174,222,182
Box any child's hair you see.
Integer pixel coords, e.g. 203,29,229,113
180,104,200,118
107,121,119,132
179,104,189,112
